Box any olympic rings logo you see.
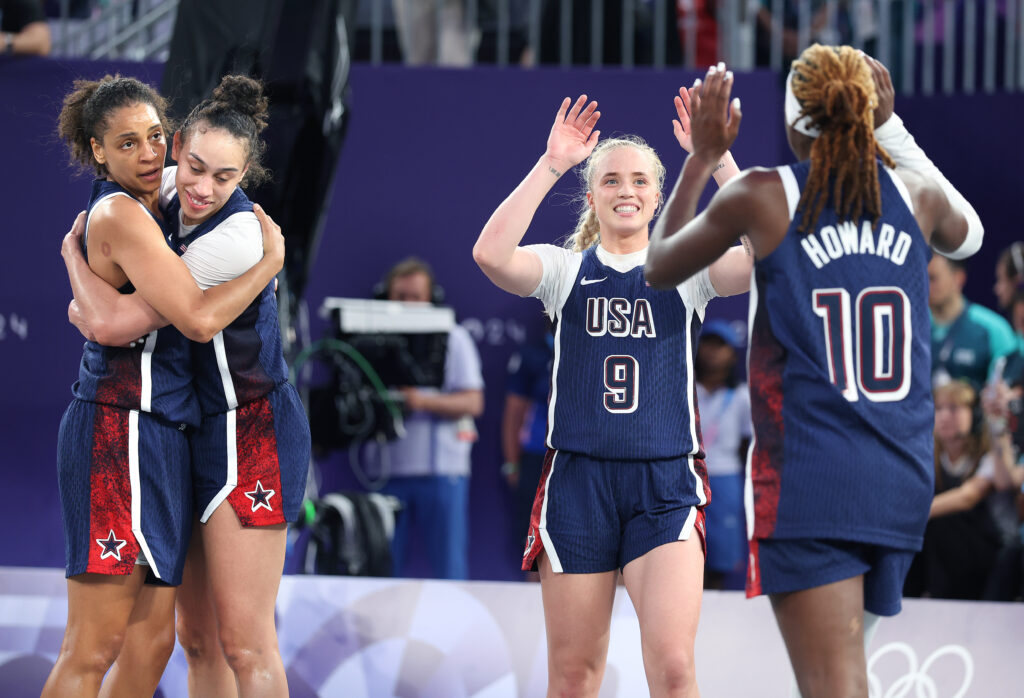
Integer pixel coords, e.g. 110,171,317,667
867,642,974,698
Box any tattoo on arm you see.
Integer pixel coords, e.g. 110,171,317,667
741,236,753,258
101,241,112,257
548,166,562,178
713,161,725,173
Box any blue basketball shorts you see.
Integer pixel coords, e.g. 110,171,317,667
57,399,192,585
190,383,310,527
522,449,708,574
747,537,916,616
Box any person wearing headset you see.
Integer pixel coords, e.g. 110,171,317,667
372,257,484,579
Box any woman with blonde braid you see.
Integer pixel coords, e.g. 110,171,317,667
474,86,748,697
645,47,983,698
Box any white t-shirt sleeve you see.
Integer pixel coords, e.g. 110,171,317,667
444,324,485,392
179,211,263,290
524,243,581,319
159,166,177,208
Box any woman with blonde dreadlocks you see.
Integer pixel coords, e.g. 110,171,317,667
645,47,983,698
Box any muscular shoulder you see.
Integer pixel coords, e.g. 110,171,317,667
89,195,161,245
711,167,786,215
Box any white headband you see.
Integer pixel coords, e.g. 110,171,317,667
785,70,820,138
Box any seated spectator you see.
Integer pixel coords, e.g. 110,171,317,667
695,319,751,590
979,289,1024,600
929,254,1017,391
2,0,51,56
904,381,1008,600
994,243,1024,316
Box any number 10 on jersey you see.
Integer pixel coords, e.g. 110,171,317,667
813,286,912,403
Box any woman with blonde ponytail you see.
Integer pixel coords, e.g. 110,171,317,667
646,48,983,697
473,88,750,697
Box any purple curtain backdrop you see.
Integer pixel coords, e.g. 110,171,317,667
0,56,1015,580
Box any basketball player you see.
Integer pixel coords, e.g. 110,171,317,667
644,49,982,698
45,76,283,698
63,76,309,696
472,88,748,697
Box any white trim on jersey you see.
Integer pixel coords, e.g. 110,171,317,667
777,166,800,221
744,273,759,541
129,409,162,579
213,332,239,410
538,451,563,573
546,306,564,449
676,504,698,540
884,167,915,213
201,408,238,523
140,331,157,412
85,191,161,415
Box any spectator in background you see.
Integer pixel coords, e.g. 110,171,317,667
695,319,750,590
994,242,1024,316
501,323,553,575
755,0,877,72
979,288,1024,600
675,0,720,67
929,254,1016,391
392,0,476,66
904,381,1009,600
538,0,683,66
377,258,484,579
1,0,51,55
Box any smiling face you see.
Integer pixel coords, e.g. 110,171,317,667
171,124,248,225
89,102,166,199
585,145,660,242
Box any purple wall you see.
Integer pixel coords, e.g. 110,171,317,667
0,55,1016,580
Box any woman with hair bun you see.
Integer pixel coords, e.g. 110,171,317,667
645,46,983,697
62,74,309,696
473,85,750,696
45,75,284,697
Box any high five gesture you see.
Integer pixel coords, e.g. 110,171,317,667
474,96,602,296
546,95,601,174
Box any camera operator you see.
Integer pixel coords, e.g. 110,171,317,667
377,258,484,579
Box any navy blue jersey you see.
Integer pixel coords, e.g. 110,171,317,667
73,179,199,427
748,162,934,549
166,187,288,414
547,247,704,461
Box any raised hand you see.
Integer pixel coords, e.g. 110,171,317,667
689,63,742,164
863,54,894,127
672,85,700,153
545,95,601,172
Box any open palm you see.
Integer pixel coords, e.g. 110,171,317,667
672,86,699,153
546,95,601,170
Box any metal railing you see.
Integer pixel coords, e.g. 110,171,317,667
359,0,1024,93
45,0,1024,94
50,0,179,62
